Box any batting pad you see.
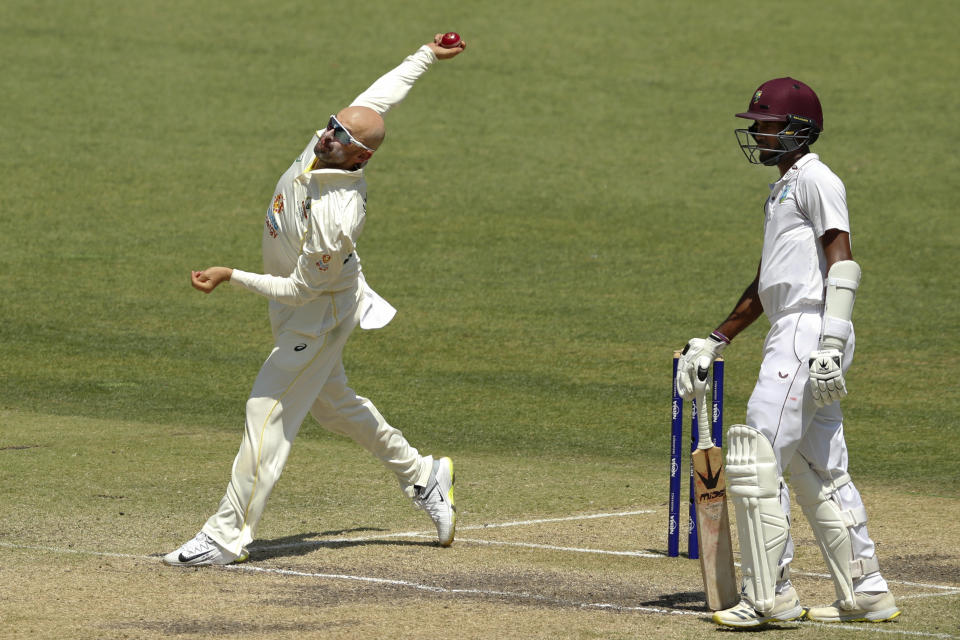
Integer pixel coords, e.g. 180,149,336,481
790,455,876,610
725,425,789,613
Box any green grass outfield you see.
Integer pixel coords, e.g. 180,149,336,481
1,1,958,637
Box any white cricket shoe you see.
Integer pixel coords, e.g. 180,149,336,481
713,586,806,628
414,457,456,546
162,531,237,567
806,591,901,623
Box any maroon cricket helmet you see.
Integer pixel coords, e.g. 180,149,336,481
736,77,823,132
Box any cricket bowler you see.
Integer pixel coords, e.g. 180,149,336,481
163,34,466,567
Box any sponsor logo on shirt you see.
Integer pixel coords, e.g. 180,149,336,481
316,254,332,271
265,193,283,239
777,184,792,204
299,197,311,220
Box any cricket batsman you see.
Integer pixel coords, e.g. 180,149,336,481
675,78,901,627
163,34,466,567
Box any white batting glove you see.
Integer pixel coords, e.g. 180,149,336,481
676,335,726,400
808,348,846,407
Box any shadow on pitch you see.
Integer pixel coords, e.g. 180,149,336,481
638,590,707,612
245,528,437,562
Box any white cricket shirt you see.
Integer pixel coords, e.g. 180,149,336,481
758,153,850,318
231,45,439,336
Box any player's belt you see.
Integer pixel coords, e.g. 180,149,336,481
344,253,354,264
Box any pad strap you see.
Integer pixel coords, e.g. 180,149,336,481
819,474,867,527
827,277,859,290
824,472,852,491
850,555,881,579
841,505,868,528
822,316,853,342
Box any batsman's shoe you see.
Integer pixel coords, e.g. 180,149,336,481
805,592,900,623
414,456,456,546
162,532,237,567
713,586,805,628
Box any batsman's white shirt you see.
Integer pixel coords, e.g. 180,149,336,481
758,153,849,317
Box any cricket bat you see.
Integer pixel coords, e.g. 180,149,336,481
692,357,739,611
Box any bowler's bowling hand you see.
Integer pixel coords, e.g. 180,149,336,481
427,33,466,59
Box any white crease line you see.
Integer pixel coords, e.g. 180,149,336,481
800,620,959,639
789,568,960,593
898,590,960,600
413,534,665,558
461,510,657,530
0,541,144,560
225,563,702,616
890,579,960,591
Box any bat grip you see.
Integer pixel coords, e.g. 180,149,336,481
694,356,714,449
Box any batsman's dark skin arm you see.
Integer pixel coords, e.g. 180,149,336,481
714,263,764,342
714,229,852,342
821,228,853,265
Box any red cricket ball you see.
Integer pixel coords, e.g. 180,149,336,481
440,32,461,48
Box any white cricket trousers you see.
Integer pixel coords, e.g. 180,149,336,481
745,306,887,593
202,302,432,555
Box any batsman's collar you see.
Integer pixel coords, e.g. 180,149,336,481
770,153,819,188
783,153,818,177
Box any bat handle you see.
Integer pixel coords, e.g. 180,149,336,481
694,356,714,449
